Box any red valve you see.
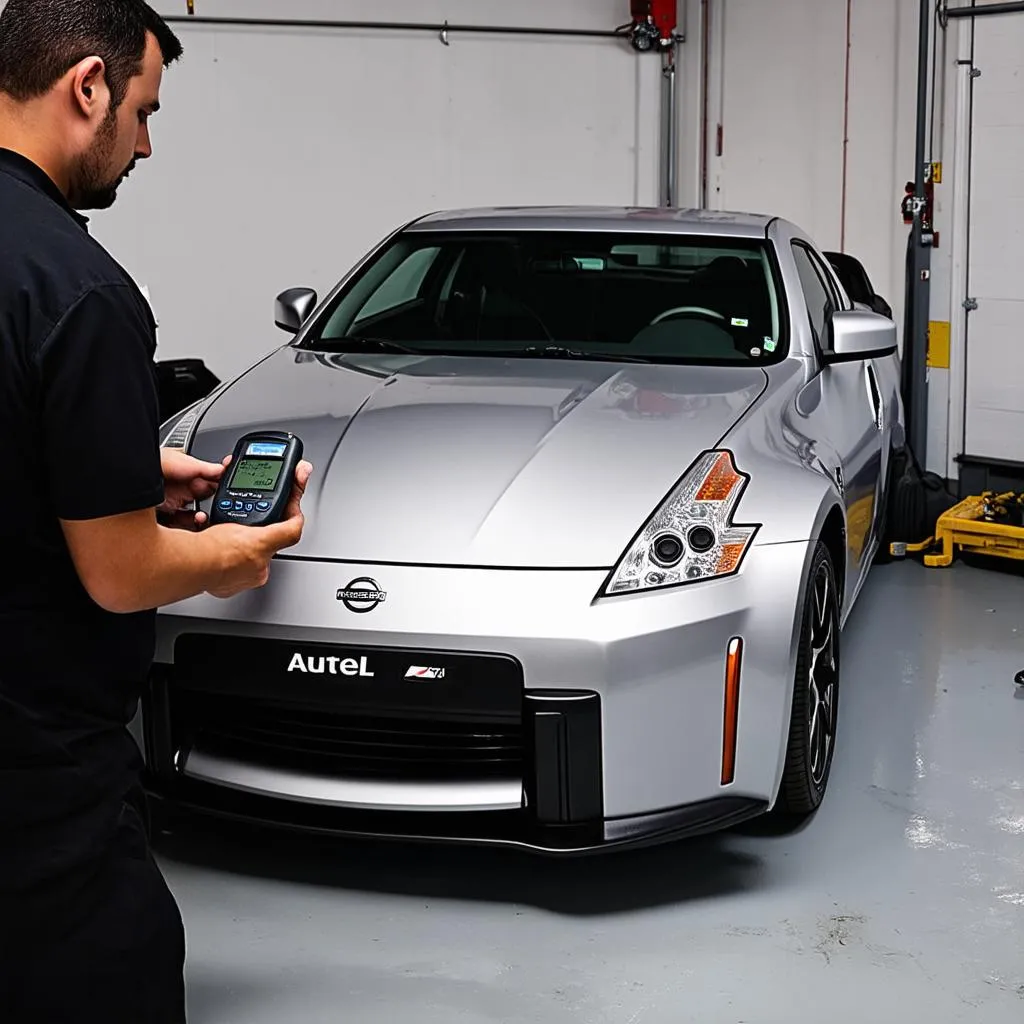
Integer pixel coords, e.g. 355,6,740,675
629,0,678,49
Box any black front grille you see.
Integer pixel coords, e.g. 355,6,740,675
174,693,523,781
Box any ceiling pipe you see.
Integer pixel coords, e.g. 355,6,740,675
162,14,631,41
942,1,1024,19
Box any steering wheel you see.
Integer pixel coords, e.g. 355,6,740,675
650,306,726,326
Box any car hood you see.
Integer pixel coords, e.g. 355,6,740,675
189,347,767,568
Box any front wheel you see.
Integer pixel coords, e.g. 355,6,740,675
774,540,841,817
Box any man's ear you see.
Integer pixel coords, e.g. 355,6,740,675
71,57,109,119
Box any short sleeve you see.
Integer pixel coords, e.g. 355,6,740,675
36,284,165,521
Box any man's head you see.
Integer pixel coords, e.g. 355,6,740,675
0,0,182,209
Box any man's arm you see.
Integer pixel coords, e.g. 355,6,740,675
61,479,308,614
38,283,309,613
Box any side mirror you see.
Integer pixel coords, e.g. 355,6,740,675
824,309,897,364
275,287,318,333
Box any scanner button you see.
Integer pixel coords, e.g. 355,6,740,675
245,503,254,512
256,501,271,511
218,500,233,509
234,501,244,510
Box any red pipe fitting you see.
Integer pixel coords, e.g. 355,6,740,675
630,0,678,47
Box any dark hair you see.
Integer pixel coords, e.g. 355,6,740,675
0,0,183,110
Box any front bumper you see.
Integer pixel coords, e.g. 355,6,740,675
141,539,811,853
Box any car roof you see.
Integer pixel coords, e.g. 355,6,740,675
405,206,777,239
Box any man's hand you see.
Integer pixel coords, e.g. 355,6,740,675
158,447,228,530
206,459,313,598
60,459,313,614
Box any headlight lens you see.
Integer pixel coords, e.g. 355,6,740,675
159,401,203,449
158,384,226,450
600,450,759,596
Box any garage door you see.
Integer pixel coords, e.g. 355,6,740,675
964,13,1024,464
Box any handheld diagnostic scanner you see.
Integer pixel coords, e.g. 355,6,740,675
209,431,303,527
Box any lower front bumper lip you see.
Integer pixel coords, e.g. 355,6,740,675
144,774,767,856
183,749,523,812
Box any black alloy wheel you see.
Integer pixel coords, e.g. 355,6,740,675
776,541,841,817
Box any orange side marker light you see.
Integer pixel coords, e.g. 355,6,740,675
722,637,743,786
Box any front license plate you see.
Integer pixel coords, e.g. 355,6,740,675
170,634,523,720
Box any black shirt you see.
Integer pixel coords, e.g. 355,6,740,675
0,149,165,889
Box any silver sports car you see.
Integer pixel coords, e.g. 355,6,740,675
145,207,904,854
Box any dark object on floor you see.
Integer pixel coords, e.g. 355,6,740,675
1015,669,1024,688
884,445,959,551
154,357,220,423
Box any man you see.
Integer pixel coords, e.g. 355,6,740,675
0,3,312,1021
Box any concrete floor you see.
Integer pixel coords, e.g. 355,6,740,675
156,559,1024,1023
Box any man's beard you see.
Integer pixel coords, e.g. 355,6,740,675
69,108,135,210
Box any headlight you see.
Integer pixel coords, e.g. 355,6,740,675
600,450,759,596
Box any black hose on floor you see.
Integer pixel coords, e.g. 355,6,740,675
884,442,959,549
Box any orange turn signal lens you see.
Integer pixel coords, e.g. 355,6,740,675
696,451,743,502
721,637,743,786
716,541,749,575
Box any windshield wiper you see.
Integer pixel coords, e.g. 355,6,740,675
519,345,651,364
308,339,652,363
309,335,421,355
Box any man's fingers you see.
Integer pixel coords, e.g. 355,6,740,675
260,512,305,553
261,466,310,551
163,448,226,482
189,478,219,498
192,458,225,478
282,461,313,521
294,460,312,493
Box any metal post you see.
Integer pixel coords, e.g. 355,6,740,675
660,46,679,207
907,0,933,466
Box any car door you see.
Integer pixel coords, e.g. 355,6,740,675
791,241,886,603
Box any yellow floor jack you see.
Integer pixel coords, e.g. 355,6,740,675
889,491,1024,567
888,491,1024,691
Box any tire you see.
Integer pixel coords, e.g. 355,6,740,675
774,540,841,817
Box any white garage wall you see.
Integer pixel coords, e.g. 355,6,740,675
83,0,667,381
696,0,920,350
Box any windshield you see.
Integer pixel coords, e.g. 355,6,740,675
300,231,786,365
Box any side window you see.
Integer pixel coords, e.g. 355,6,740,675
808,248,846,310
791,243,835,352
